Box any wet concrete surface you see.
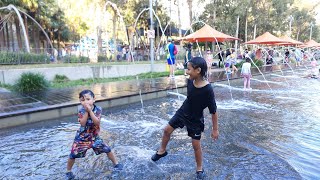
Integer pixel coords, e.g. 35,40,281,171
0,65,310,118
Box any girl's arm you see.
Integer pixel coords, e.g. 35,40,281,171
211,112,219,140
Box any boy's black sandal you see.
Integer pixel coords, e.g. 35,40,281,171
151,151,168,161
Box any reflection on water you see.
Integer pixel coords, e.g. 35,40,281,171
0,75,320,179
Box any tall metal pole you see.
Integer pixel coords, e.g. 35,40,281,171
289,15,293,37
310,23,314,40
149,0,154,72
235,16,239,56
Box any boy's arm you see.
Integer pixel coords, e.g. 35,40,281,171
211,112,219,141
78,111,89,126
88,110,101,126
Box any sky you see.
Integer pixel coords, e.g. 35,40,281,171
159,0,209,30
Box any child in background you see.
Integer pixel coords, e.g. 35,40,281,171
241,58,252,90
151,57,219,180
311,59,318,79
66,90,122,180
205,49,213,75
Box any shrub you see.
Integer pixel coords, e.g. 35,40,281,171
0,51,49,64
63,55,90,63
14,72,49,93
97,55,107,62
235,59,264,68
53,74,69,83
252,59,264,67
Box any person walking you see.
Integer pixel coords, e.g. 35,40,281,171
165,38,176,78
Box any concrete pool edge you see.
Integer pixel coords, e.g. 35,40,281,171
0,87,188,129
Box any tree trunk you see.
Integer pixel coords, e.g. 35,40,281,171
97,26,103,55
24,14,29,51
33,23,40,53
15,17,22,50
0,17,5,50
177,0,182,38
5,23,9,50
9,21,14,51
112,14,117,61
187,0,193,25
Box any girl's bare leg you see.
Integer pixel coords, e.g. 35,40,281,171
158,125,175,154
192,139,203,171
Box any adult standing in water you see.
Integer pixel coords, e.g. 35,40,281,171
184,43,193,76
165,37,176,78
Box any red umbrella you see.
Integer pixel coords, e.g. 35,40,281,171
276,35,303,46
245,32,289,45
181,24,240,42
300,40,320,48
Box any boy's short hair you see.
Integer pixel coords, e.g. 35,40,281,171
79,89,95,99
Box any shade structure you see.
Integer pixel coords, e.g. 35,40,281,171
300,40,320,48
245,32,289,45
181,24,240,42
276,35,303,46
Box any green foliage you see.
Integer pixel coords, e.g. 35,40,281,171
53,74,69,83
235,59,263,68
63,56,90,63
14,72,50,93
0,52,49,64
97,55,108,62
199,0,318,42
51,70,184,88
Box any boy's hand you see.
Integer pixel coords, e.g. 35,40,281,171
211,129,219,141
84,104,92,112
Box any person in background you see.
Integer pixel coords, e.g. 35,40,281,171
206,49,213,75
310,58,318,79
184,43,193,76
241,58,252,90
165,38,176,78
284,49,290,66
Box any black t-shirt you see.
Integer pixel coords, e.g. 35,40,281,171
177,79,217,123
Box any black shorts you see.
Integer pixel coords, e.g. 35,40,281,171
168,112,204,140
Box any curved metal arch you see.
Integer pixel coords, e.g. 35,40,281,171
0,4,55,53
1,5,30,52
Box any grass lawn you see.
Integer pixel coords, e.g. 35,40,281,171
0,70,185,90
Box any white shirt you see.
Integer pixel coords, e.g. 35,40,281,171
241,62,251,74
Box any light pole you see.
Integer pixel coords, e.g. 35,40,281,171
289,15,293,37
310,23,314,40
149,0,155,72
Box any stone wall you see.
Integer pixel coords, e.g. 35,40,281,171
0,63,166,85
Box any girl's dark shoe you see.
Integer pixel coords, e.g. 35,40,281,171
114,163,123,171
151,151,168,161
65,172,75,180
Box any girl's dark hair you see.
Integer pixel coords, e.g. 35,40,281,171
245,58,251,62
188,57,207,77
79,89,95,99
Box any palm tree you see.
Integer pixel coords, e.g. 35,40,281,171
187,0,192,25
